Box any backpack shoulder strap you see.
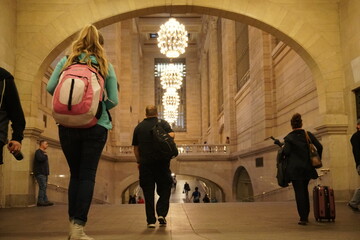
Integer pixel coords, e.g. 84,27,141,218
0,79,5,109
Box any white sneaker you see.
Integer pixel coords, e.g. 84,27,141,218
147,223,156,228
69,222,94,240
158,216,167,227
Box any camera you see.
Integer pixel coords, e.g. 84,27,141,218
8,142,24,160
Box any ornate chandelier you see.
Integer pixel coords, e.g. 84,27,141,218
160,64,183,124
162,87,180,109
163,108,178,124
157,18,188,58
160,63,183,89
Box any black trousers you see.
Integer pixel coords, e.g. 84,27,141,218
139,163,172,224
292,179,310,221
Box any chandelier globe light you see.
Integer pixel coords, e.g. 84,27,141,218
162,88,180,109
157,18,188,58
160,63,183,89
164,108,179,124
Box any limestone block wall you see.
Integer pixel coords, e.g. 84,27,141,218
340,0,360,191
0,0,16,70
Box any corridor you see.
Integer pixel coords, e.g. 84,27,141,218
0,201,359,240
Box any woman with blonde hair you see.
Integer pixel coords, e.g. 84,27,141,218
47,24,118,240
283,113,323,225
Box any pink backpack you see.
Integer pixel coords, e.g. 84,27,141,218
52,63,105,128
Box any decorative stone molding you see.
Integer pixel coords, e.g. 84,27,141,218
230,144,278,161
315,124,348,137
23,127,43,139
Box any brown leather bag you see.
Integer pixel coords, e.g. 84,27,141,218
304,130,322,168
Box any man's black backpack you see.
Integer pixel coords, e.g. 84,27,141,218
151,120,178,160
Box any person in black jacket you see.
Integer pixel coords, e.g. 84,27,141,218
348,119,360,212
0,67,26,164
33,140,53,206
283,113,323,225
132,105,175,228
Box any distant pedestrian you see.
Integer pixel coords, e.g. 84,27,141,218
183,182,191,198
203,194,210,203
348,119,360,212
172,175,177,189
128,195,136,204
33,140,53,207
190,187,201,203
137,196,145,204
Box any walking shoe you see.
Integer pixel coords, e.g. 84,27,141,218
37,201,54,207
158,216,167,227
36,202,49,207
68,222,94,240
147,223,156,228
347,203,360,212
298,221,307,225
44,201,54,206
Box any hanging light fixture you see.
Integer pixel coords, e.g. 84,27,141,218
160,63,183,124
157,18,188,58
162,87,180,109
163,108,179,124
160,63,183,89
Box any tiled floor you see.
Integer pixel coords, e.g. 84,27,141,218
0,201,359,240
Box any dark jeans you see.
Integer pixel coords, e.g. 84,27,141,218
139,163,173,224
35,174,48,203
59,124,107,226
292,179,310,221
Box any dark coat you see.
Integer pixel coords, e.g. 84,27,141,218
283,129,323,181
33,149,49,176
0,67,26,143
350,130,360,168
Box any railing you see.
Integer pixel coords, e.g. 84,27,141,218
177,144,229,154
240,168,332,202
118,144,229,156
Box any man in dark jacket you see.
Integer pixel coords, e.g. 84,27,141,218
33,140,53,206
0,67,26,164
132,105,175,228
348,119,360,212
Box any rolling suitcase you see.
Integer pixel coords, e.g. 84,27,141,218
313,185,336,221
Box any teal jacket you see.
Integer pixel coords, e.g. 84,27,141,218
47,54,119,130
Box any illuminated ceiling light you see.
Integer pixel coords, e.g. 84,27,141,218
164,108,179,124
157,18,188,58
162,88,180,109
160,63,183,89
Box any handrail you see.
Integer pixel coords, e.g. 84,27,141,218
47,183,108,204
240,168,331,202
118,144,229,156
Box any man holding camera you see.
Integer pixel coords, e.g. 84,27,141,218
0,67,26,164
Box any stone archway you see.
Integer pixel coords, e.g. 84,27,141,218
233,166,254,202
4,0,351,206
16,1,343,123
121,174,224,204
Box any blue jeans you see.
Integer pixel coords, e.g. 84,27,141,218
58,124,107,226
35,174,48,203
